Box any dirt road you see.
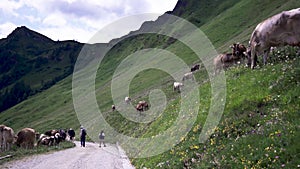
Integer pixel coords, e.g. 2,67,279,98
2,142,135,169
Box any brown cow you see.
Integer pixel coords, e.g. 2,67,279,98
231,43,247,60
2,126,15,151
248,8,300,69
214,53,241,74
136,101,149,114
214,43,247,74
16,128,36,149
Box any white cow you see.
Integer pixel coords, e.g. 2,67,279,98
124,97,131,104
173,82,184,92
248,8,300,69
182,72,194,81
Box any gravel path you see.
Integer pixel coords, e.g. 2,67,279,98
1,141,135,169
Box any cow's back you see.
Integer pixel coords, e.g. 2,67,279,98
251,8,300,50
3,126,14,143
17,128,36,148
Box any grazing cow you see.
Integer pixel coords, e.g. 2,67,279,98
191,64,200,72
213,53,241,74
138,101,149,110
182,72,194,81
136,104,144,113
67,128,75,141
125,97,131,104
37,134,54,146
54,132,63,145
2,126,15,151
231,43,247,60
136,101,149,114
59,129,67,141
112,105,116,111
38,133,62,146
45,129,58,136
16,128,36,149
248,8,300,69
173,82,184,92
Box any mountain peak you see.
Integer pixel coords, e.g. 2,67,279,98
7,26,53,44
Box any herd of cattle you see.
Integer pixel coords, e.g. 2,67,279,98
114,8,300,114
216,8,300,72
0,124,76,152
176,8,300,92
112,97,149,114
1,9,299,150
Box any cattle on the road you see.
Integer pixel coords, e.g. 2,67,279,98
1,126,15,151
16,128,36,149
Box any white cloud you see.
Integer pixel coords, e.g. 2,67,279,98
25,15,41,23
0,22,18,38
145,0,177,13
0,0,23,17
42,13,67,27
38,25,93,42
0,0,178,43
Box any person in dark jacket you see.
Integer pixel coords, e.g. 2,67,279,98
80,126,87,147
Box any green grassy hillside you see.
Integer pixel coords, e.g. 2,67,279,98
1,0,300,168
0,26,82,112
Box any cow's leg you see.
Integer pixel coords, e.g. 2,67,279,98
251,54,258,69
246,52,251,67
7,143,10,151
0,134,2,151
0,138,2,151
2,138,6,151
263,50,269,65
251,47,257,69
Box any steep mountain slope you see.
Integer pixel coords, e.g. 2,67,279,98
0,26,83,112
0,0,299,168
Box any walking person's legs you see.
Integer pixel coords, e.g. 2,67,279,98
82,137,85,147
99,139,106,147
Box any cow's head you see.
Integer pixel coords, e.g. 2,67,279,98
231,43,241,56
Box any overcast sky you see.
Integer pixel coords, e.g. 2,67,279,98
0,0,178,43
